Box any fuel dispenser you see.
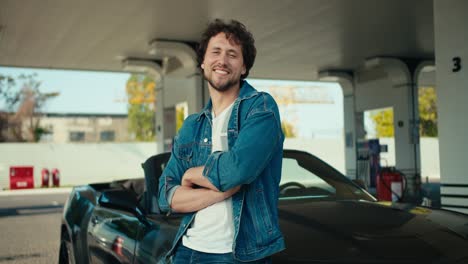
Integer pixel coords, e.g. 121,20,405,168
356,139,381,195
356,139,406,202
377,167,407,202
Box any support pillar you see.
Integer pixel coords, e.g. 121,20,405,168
434,0,468,213
355,57,421,201
147,40,202,153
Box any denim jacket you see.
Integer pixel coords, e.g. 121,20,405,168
157,81,285,262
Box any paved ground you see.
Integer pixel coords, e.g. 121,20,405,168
0,189,71,264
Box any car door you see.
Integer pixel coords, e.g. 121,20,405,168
133,214,181,263
134,152,182,263
87,205,141,264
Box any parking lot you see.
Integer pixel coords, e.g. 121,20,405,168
0,190,70,264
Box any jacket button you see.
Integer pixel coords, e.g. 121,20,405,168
203,138,208,143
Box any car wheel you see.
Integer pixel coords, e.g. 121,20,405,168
58,236,75,264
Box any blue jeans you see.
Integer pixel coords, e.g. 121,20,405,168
172,244,272,264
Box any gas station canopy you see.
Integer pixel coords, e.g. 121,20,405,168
0,0,433,80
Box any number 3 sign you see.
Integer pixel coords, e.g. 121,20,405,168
452,57,462,72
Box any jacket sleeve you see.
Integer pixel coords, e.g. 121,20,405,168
157,137,185,214
202,94,284,192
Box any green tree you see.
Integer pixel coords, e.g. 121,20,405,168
370,87,438,138
126,74,156,141
175,104,186,133
371,108,394,137
0,73,58,142
419,86,438,137
281,120,297,138
0,74,18,141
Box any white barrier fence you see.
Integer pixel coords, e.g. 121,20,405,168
0,143,157,188
0,138,440,189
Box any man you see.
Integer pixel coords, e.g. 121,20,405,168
158,19,285,263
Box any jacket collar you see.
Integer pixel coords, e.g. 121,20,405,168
197,80,258,121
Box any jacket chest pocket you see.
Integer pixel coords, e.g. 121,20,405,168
175,143,194,167
175,142,211,167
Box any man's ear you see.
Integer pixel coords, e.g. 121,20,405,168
242,65,246,75
201,63,205,69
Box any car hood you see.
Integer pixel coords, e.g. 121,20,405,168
276,199,468,263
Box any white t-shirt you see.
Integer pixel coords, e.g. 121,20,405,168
182,102,235,253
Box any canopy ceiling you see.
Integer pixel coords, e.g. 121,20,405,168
0,0,434,80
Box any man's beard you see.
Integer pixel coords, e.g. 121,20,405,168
204,71,239,92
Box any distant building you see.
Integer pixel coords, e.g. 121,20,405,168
38,113,129,143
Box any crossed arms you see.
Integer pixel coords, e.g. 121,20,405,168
157,100,282,215
170,166,240,213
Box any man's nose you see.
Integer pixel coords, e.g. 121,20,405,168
219,52,229,64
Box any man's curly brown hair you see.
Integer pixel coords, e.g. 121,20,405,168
197,19,256,80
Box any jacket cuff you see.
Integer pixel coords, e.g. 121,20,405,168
159,176,178,214
167,185,180,209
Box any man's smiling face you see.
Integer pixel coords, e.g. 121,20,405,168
201,32,246,92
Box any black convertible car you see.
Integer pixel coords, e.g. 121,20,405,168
59,150,468,263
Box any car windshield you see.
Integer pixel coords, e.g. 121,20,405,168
279,151,375,202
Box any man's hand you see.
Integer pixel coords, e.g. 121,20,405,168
182,166,219,191
173,166,242,213
223,185,241,199
181,167,202,187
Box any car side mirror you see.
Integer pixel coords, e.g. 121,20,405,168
99,189,144,216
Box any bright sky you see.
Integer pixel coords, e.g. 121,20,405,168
0,66,131,114
0,66,345,138
249,79,344,138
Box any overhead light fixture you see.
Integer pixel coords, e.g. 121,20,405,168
318,71,340,82
148,39,197,76
318,70,354,96
122,59,163,80
148,42,158,56
364,57,382,69
148,39,196,59
421,65,436,73
318,70,352,82
122,59,159,72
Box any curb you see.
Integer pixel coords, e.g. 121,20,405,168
0,188,73,196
